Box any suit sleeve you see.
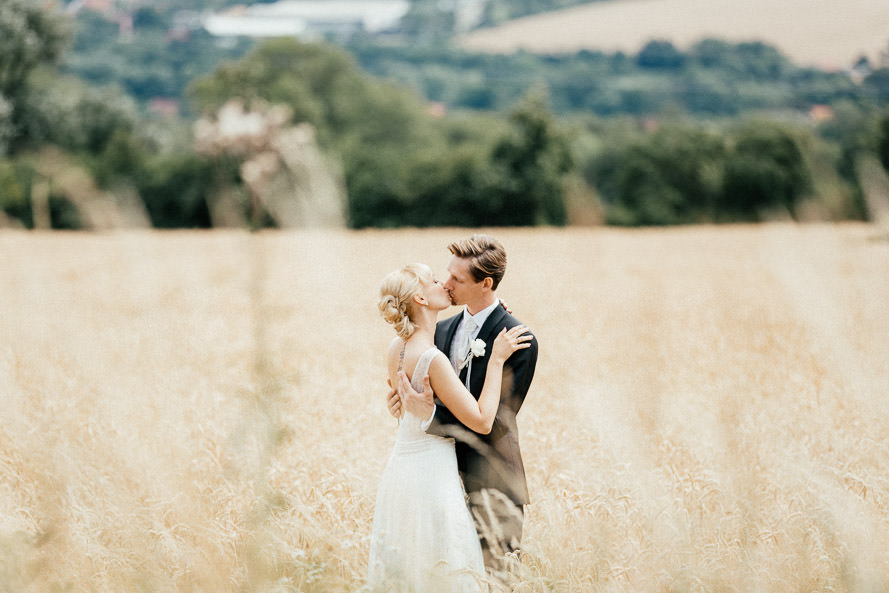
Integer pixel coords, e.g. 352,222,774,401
427,315,538,434
502,331,538,415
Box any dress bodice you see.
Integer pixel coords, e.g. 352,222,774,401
395,347,450,447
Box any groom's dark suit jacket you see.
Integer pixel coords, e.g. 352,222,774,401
428,306,538,507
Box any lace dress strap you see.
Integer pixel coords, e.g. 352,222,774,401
410,347,441,391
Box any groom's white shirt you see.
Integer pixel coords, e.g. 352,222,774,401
423,300,500,430
449,300,500,370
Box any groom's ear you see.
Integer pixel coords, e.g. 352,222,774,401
482,277,494,291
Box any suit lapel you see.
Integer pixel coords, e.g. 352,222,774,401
476,305,507,346
435,312,462,356
466,306,507,394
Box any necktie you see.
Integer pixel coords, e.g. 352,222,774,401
455,318,477,371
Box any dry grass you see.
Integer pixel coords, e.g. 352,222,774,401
459,0,889,69
1,224,888,593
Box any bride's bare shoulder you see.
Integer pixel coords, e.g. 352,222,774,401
426,349,453,379
386,337,404,356
385,337,404,367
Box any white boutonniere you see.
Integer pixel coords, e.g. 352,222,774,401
458,338,487,371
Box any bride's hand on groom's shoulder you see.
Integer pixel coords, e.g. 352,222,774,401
499,297,512,314
492,325,533,364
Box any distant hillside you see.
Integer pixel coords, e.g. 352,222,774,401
459,0,889,69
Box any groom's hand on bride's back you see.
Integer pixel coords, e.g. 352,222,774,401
398,371,435,420
386,378,402,418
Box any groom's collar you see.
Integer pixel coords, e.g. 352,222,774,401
462,300,500,329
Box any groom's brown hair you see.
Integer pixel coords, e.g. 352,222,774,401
448,234,507,290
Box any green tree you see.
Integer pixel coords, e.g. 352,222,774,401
0,0,68,154
403,143,500,227
0,159,31,222
864,68,889,102
594,123,726,225
637,40,685,70
0,0,68,100
138,153,215,228
2,69,151,230
189,39,376,144
191,39,444,228
0,95,14,155
400,0,456,43
878,110,889,173
17,73,140,156
487,88,572,225
679,69,741,115
609,150,686,225
721,121,811,219
818,101,877,220
132,7,166,32
64,10,254,108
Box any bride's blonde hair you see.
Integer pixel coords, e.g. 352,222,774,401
378,263,432,339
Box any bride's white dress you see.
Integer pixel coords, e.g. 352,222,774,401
368,347,485,593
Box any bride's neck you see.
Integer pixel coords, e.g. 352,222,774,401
410,306,438,341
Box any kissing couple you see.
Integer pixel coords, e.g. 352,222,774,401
368,234,539,592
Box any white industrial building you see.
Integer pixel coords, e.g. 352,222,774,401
203,0,411,38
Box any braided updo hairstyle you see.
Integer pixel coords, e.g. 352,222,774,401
378,263,433,339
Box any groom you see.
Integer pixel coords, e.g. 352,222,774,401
388,234,539,571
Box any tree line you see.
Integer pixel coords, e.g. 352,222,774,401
349,39,885,116
1,0,888,230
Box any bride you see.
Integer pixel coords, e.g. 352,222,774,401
369,263,531,593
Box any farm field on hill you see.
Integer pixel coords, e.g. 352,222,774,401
1,224,889,592
460,0,889,68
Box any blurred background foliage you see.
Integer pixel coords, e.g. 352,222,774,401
1,0,888,229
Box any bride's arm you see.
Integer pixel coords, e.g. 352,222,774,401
427,326,530,434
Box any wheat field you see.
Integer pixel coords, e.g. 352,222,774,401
460,0,889,69
1,224,888,593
